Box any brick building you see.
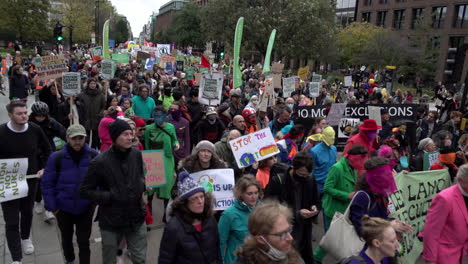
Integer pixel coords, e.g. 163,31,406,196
155,0,188,33
356,0,468,84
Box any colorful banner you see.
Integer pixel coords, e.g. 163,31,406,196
111,53,129,64
423,152,439,171
199,72,224,105
229,128,279,168
0,158,29,202
61,72,81,96
388,170,451,264
263,29,276,73
102,19,110,60
33,55,68,80
233,17,244,89
142,150,166,188
101,60,115,80
190,169,235,211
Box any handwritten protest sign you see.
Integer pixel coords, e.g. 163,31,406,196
199,72,223,105
423,152,439,171
0,158,29,202
271,73,282,89
344,76,352,87
101,60,115,80
258,78,276,112
312,74,322,82
338,118,360,138
111,53,129,64
271,63,284,74
309,82,320,97
61,72,81,97
229,128,279,168
298,66,309,81
282,77,295,97
33,55,68,80
142,150,166,188
157,44,171,56
368,106,382,126
388,170,451,264
190,169,235,211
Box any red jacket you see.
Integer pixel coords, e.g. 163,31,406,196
343,131,378,158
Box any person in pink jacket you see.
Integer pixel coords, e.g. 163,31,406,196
98,106,124,152
422,163,468,264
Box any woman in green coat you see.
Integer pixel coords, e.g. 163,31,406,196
218,175,261,264
314,145,368,262
144,106,179,214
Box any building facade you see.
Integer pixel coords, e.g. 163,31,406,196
337,0,356,27
155,0,188,33
356,0,468,84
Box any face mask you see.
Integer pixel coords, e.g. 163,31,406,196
364,130,377,141
251,99,258,106
287,104,294,110
207,115,216,121
159,85,164,89
347,155,365,171
152,112,167,126
170,110,182,121
248,117,256,124
260,236,288,261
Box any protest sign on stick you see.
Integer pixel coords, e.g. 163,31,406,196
327,103,347,126
190,169,235,211
62,72,81,97
298,66,309,81
33,55,68,81
101,60,115,80
142,150,166,188
229,128,279,168
309,82,320,98
282,77,295,97
368,106,382,126
344,76,352,87
199,72,224,105
0,158,29,202
423,152,439,171
157,44,171,56
112,53,129,64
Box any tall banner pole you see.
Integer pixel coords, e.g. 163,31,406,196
233,17,244,89
103,19,110,59
263,29,276,74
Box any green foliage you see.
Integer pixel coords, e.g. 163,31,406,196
0,0,51,41
112,16,130,44
56,0,94,43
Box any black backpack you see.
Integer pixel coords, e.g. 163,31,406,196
338,255,366,264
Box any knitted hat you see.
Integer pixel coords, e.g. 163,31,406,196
177,171,205,201
194,140,215,154
109,119,132,142
133,117,146,128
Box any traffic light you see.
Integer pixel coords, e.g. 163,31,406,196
219,45,225,59
444,44,468,84
54,23,64,42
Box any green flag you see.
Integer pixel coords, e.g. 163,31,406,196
263,29,276,73
103,19,110,59
233,17,244,89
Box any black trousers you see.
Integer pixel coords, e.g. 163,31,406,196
56,208,95,264
1,178,38,261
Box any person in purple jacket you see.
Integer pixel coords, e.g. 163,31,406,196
41,124,98,264
167,102,190,165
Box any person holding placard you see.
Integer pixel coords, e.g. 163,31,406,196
0,100,52,263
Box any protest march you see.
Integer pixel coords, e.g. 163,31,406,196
1,2,468,264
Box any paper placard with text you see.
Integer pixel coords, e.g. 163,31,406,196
298,66,309,81
0,158,29,202
157,44,171,56
142,150,166,188
344,76,352,87
199,72,224,105
33,55,68,80
62,72,81,96
229,128,279,168
190,169,235,211
282,77,295,97
309,82,320,97
101,60,115,80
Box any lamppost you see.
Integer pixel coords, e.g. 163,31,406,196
95,0,100,45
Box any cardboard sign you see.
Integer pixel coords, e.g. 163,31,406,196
258,78,276,112
338,118,360,138
368,106,382,126
194,72,202,86
298,66,309,81
389,170,451,264
271,63,284,74
157,44,171,56
61,72,81,96
326,103,347,126
312,74,322,82
0,158,29,202
190,169,235,211
159,55,176,68
199,72,223,105
344,75,352,87
423,152,439,171
137,51,150,62
282,77,295,97
309,82,320,98
229,128,280,168
271,73,282,89
142,150,166,188
112,53,129,64
101,60,115,80
33,55,68,81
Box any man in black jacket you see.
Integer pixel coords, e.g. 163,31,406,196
264,152,320,264
79,119,147,264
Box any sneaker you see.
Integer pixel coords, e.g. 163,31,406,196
21,239,34,255
44,211,55,224
34,202,44,214
116,255,125,264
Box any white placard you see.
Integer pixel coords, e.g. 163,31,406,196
61,72,81,97
309,82,320,98
312,74,322,82
0,158,29,202
101,59,115,80
338,118,360,138
344,76,352,87
190,169,235,211
199,72,224,105
282,77,295,97
368,106,382,127
229,128,280,168
157,44,171,56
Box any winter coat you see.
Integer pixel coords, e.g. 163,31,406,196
268,119,294,137
78,87,106,130
9,73,29,99
214,138,241,178
322,157,356,219
98,115,117,152
79,146,147,230
41,144,98,215
56,98,86,127
39,85,64,120
343,131,377,159
194,119,226,145
218,200,254,264
310,142,337,193
158,213,222,264
30,116,66,152
349,189,391,237
167,115,191,162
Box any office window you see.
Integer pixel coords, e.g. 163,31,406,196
432,6,447,29
363,0,372,6
393,9,405,29
377,11,387,27
379,0,388,4
362,12,371,22
454,5,468,28
412,8,424,29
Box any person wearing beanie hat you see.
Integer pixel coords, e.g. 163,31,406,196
159,172,221,264
178,140,226,175
79,116,147,263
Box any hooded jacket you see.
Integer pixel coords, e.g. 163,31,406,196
78,85,106,130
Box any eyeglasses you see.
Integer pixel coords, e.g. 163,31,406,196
269,226,293,240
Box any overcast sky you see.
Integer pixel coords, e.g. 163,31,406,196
111,0,167,37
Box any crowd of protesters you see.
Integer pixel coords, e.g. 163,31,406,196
0,46,467,264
